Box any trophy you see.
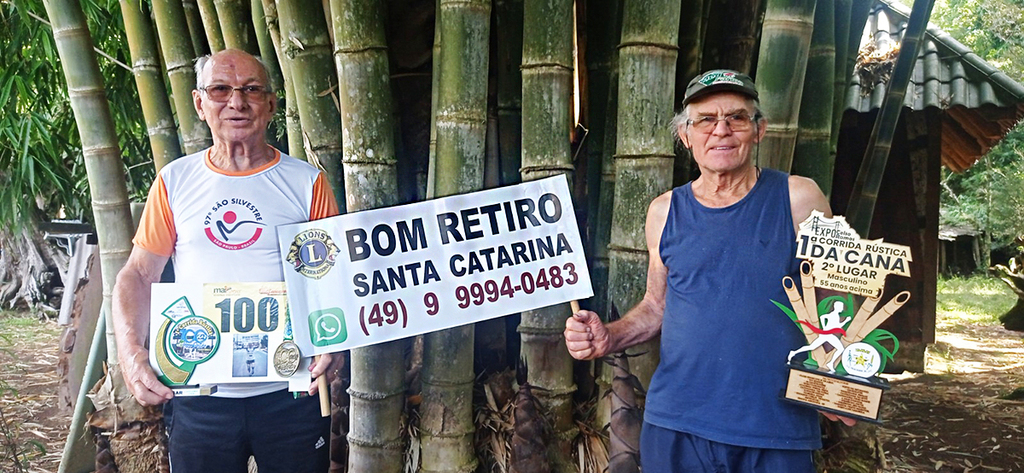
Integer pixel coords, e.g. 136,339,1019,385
776,211,912,423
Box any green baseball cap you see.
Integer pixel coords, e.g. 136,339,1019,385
682,69,759,107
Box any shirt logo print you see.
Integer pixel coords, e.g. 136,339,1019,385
203,199,266,250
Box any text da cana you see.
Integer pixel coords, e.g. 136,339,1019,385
796,235,910,276
344,194,575,297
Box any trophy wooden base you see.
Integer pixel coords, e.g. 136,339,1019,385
782,362,889,423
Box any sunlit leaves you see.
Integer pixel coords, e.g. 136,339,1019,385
0,0,155,227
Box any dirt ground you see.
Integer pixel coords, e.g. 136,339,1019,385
2,313,1023,473
878,320,1024,472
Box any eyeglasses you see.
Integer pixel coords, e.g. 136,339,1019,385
687,113,756,133
200,85,269,102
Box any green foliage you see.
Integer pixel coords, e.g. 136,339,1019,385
0,0,155,227
932,0,1024,84
940,124,1024,249
932,0,1024,252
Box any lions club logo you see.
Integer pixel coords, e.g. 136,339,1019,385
204,199,266,250
286,229,340,279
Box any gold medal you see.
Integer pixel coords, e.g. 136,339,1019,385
273,340,301,377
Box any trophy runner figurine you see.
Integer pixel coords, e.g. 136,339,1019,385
776,211,913,423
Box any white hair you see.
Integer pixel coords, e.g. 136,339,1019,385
194,53,275,95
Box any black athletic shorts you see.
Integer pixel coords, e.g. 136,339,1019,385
164,389,330,473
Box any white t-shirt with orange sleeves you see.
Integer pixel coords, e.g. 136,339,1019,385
135,148,338,398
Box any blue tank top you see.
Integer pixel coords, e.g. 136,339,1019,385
645,168,821,450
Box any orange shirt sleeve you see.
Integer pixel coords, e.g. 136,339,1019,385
309,172,340,220
133,175,176,257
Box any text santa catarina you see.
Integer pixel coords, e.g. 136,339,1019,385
277,176,593,355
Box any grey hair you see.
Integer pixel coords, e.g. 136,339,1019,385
671,97,765,145
194,53,275,95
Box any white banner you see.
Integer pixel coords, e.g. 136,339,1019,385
277,176,593,355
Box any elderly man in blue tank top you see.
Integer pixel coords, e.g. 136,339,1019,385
564,69,856,472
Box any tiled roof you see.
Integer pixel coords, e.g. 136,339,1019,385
844,0,1024,172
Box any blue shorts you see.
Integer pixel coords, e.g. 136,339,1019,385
164,389,330,473
640,422,815,473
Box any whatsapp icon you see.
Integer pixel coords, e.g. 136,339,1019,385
308,308,347,347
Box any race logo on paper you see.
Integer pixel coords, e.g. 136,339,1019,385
203,198,266,250
286,229,340,279
308,308,347,347
169,316,220,364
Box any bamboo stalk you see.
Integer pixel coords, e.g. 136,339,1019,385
152,0,211,154
251,0,282,98
419,1,491,471
583,0,621,324
495,0,523,187
182,0,211,56
829,0,853,162
44,0,135,384
700,0,761,73
845,0,936,235
424,0,441,199
845,291,910,344
330,0,404,469
214,0,258,52
854,295,881,323
791,0,835,193
277,0,344,209
673,0,702,185
608,0,681,399
782,276,815,330
120,0,182,171
518,0,576,469
196,0,225,52
753,0,816,172
800,260,818,322
258,0,303,159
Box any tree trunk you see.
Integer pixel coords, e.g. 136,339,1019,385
196,0,226,52
419,1,490,471
753,0,815,172
152,0,211,154
791,0,835,193
518,0,576,470
608,0,681,401
120,0,182,172
992,262,1024,331
277,0,345,208
330,0,406,470
0,224,65,309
